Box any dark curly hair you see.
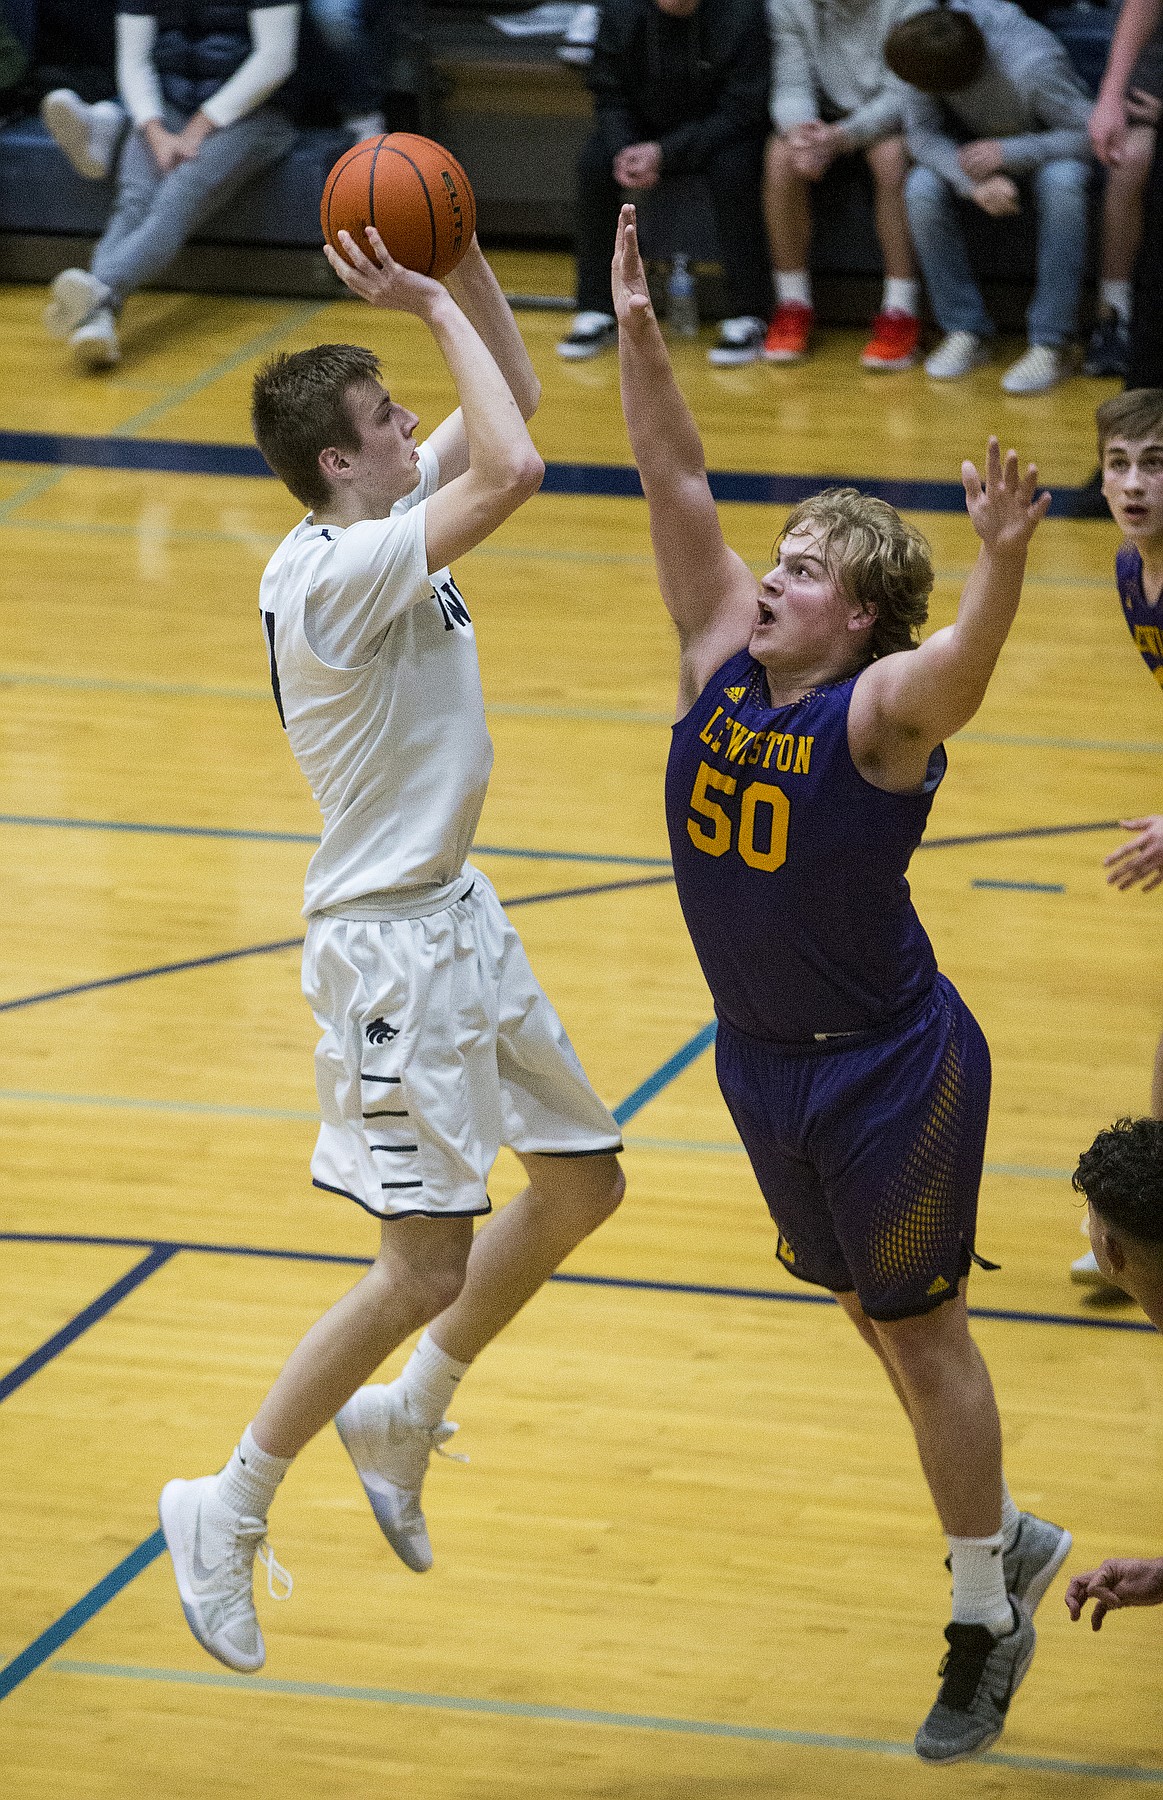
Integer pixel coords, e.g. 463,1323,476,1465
1072,1117,1163,1245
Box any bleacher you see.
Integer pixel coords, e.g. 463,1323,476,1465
0,0,1116,318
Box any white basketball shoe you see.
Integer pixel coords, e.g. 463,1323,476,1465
335,1383,465,1572
158,1475,292,1672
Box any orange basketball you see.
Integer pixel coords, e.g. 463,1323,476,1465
321,132,476,280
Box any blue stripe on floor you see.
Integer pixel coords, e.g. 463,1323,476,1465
0,1534,167,1701
971,879,1066,893
0,430,1085,516
42,1658,1163,1782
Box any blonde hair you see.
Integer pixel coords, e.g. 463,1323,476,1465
778,487,933,662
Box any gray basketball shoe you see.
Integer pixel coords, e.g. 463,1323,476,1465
1004,1512,1072,1613
915,1601,1036,1763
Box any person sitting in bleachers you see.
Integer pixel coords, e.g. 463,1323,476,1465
556,0,774,367
41,1,300,370
761,0,927,371
1086,0,1163,379
885,0,1092,393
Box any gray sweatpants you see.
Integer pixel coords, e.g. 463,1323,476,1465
90,103,297,307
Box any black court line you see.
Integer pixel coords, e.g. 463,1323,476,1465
0,1231,1152,1336
0,1245,180,1402
924,820,1120,850
0,875,675,1016
0,429,1087,517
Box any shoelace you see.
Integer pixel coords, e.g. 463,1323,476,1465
431,1420,469,1467
232,1517,294,1602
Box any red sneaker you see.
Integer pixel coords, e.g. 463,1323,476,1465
763,302,814,363
860,311,921,371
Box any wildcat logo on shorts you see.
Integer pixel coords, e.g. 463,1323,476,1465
365,1018,399,1045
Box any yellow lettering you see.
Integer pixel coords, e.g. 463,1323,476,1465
699,706,724,747
762,733,781,770
746,731,767,766
793,735,813,775
725,720,756,763
775,735,794,772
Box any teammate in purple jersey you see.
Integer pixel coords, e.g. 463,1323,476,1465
1071,390,1163,1292
612,201,1070,1764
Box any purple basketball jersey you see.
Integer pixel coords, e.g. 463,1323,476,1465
1117,544,1163,691
665,649,944,1042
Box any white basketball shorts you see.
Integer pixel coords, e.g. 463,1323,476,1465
301,871,622,1219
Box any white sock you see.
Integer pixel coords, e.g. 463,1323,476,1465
216,1423,292,1520
882,276,919,317
1000,1479,1021,1552
1100,278,1132,323
948,1529,1013,1636
776,270,812,308
397,1328,471,1430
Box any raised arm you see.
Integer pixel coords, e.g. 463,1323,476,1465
849,440,1051,790
326,227,543,571
613,204,758,712
423,239,542,483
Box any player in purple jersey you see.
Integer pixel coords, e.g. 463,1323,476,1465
1071,390,1163,1291
612,201,1071,1764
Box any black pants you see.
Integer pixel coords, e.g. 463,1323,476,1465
574,127,773,321
1129,125,1163,387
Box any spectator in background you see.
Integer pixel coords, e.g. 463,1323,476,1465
886,0,1092,393
1067,1117,1163,1628
556,0,774,367
761,0,926,371
1091,0,1163,391
41,1,300,370
1084,26,1160,378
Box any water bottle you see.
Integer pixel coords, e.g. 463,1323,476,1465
666,253,699,339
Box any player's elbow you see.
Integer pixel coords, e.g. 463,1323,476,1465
518,372,542,422
505,446,545,501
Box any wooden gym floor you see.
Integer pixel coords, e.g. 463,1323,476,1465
1,249,1161,1797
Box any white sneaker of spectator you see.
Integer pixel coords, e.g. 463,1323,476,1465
923,331,989,380
70,309,121,371
343,112,385,144
1000,344,1066,395
41,90,125,180
556,311,617,359
558,5,600,65
44,268,113,340
707,316,766,366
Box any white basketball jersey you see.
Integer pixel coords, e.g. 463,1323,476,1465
259,441,493,918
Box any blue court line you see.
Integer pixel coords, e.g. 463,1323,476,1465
611,1021,718,1125
971,879,1066,893
0,1534,167,1702
0,808,1123,857
0,1245,179,1403
0,813,673,865
0,1229,1148,1333
0,429,1087,516
38,1659,1163,1782
0,874,675,1016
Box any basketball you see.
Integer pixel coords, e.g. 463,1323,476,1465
321,132,476,280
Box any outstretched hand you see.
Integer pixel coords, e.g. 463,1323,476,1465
1066,1557,1163,1629
1105,816,1163,891
324,226,447,317
962,438,1052,554
611,204,655,334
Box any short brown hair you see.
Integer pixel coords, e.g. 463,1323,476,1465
1096,387,1163,463
884,6,988,93
778,488,934,662
252,343,382,508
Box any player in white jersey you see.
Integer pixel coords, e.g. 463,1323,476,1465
158,226,624,1672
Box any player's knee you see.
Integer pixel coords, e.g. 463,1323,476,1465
554,1153,625,1232
409,1259,469,1322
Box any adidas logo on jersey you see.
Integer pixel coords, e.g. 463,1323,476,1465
724,685,746,702
926,1275,950,1297
365,1018,399,1045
